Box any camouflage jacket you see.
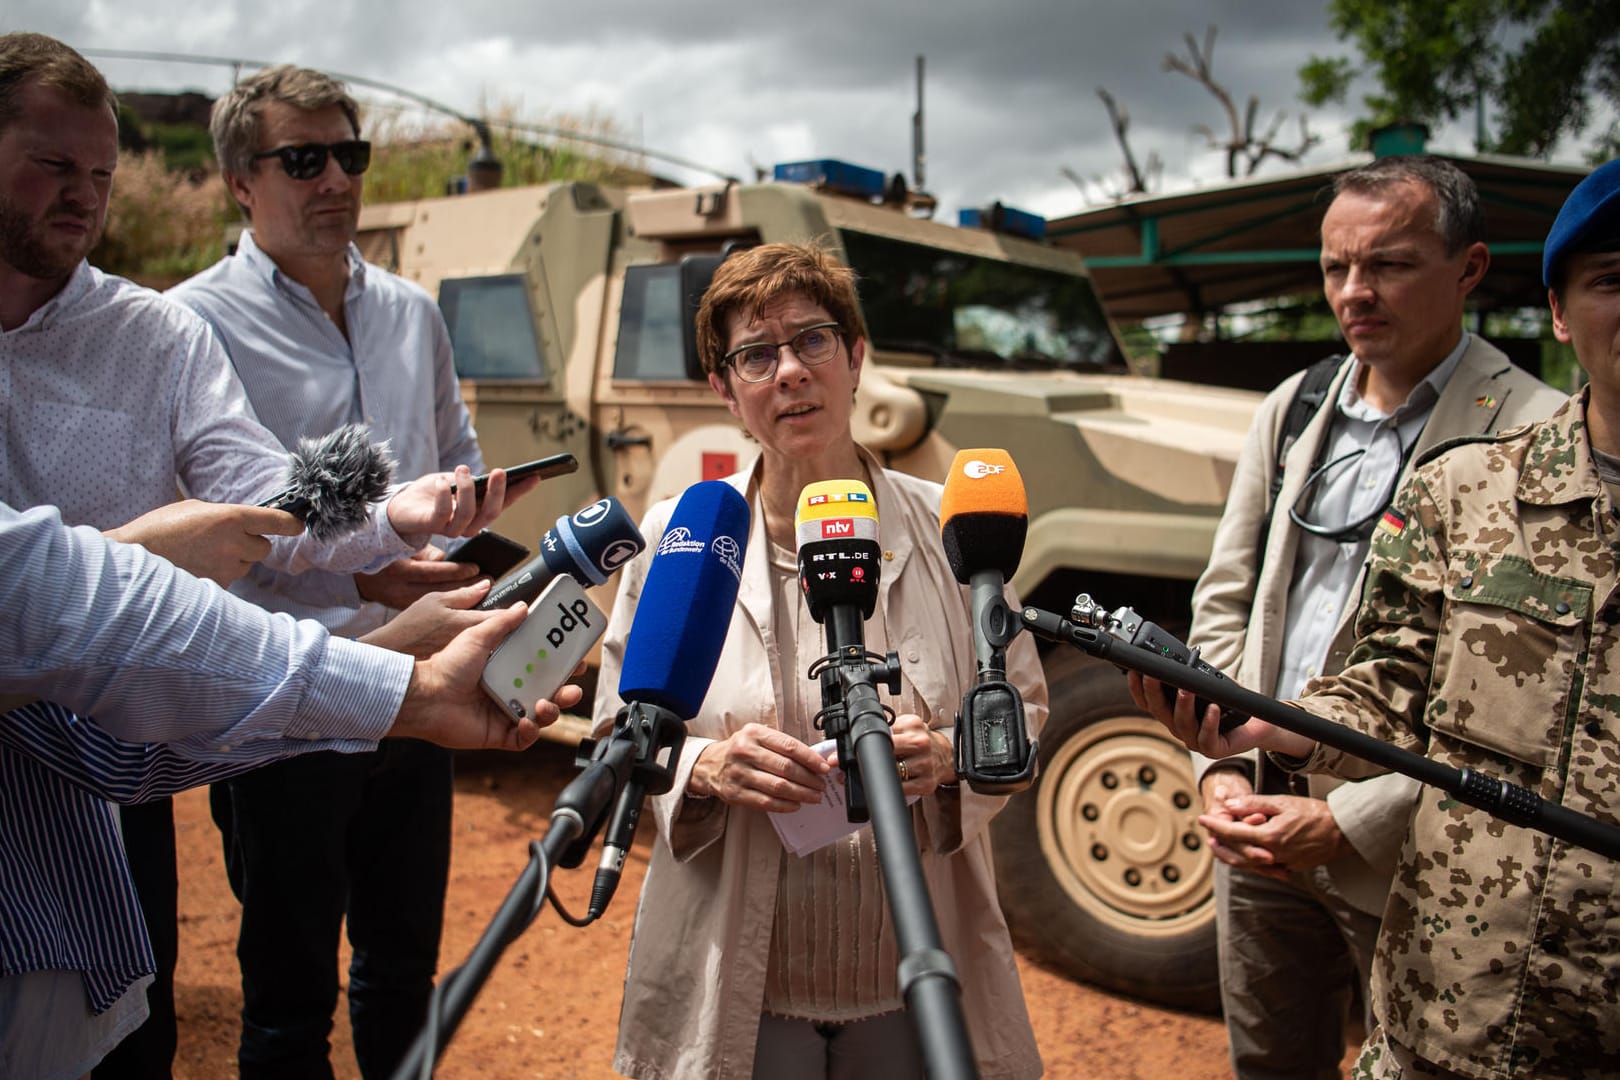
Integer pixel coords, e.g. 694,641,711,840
1293,390,1618,1079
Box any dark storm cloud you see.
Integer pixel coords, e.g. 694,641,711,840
5,0,1366,212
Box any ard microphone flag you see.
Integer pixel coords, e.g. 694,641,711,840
479,497,644,611
616,481,750,720
939,449,1028,585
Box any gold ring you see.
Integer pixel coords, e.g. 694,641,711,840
897,759,910,783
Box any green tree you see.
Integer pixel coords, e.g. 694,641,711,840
1300,0,1620,161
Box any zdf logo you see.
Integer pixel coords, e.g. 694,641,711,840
963,459,1006,479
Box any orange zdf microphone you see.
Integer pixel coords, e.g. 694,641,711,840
940,450,1038,793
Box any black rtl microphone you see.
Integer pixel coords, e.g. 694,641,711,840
795,479,900,823
939,449,1037,793
583,481,750,919
795,479,882,653
257,423,395,541
477,497,644,611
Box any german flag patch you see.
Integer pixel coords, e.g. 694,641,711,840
1377,509,1407,538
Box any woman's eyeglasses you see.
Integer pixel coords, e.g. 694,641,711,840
722,322,843,383
251,140,372,181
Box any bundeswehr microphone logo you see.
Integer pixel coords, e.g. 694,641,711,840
656,526,705,556
711,534,743,581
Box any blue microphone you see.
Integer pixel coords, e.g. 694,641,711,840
586,481,750,917
477,497,643,611
615,481,750,717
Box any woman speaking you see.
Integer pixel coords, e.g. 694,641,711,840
593,243,1047,1080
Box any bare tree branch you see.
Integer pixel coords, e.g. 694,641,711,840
1096,86,1154,195
1164,24,1321,177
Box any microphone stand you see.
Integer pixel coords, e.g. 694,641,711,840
813,608,981,1080
1021,599,1620,862
391,702,685,1080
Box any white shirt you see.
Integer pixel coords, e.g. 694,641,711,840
0,260,413,570
168,230,482,636
1274,334,1469,698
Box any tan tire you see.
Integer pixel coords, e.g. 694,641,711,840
991,649,1220,1012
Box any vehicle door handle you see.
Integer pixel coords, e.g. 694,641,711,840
605,429,652,450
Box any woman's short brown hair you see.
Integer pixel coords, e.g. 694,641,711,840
695,242,864,378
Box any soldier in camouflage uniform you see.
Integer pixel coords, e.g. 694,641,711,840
1132,157,1620,1080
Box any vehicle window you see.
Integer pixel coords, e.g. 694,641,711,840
614,265,693,381
439,274,547,380
838,230,1123,370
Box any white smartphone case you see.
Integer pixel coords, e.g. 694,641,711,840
480,574,605,722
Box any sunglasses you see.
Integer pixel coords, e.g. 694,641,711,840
251,140,372,181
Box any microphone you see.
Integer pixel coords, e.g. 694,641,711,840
477,497,644,611
939,449,1037,793
257,423,395,541
584,481,750,918
794,479,898,822
795,478,881,648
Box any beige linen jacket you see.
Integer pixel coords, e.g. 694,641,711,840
593,450,1048,1080
1189,338,1565,913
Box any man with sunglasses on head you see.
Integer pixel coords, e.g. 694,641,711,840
166,66,489,1080
0,33,522,1080
1185,156,1563,1079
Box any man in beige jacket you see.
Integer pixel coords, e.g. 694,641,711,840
1187,156,1565,1078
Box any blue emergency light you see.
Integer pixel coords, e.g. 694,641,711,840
959,202,1046,241
773,159,888,200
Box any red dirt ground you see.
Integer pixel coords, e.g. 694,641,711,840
168,740,1352,1079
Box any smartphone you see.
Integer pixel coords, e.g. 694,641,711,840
480,574,605,723
445,529,531,580
454,453,579,501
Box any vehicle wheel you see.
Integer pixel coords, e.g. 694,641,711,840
991,649,1220,1012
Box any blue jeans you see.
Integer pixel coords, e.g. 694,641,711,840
212,738,453,1080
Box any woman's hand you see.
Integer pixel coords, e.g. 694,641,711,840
891,713,954,797
689,723,831,812
826,713,954,797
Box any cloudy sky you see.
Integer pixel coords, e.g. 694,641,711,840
8,1,1608,219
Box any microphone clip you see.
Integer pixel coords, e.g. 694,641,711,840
553,700,686,869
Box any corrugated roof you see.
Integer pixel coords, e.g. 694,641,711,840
1047,153,1589,321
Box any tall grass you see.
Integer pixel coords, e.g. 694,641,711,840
362,101,652,203
93,150,234,290
92,98,648,286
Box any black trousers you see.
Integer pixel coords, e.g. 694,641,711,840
212,739,454,1080
91,797,179,1080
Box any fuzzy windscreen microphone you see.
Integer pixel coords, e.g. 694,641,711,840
257,424,396,541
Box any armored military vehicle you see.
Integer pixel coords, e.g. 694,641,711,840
356,161,1263,1011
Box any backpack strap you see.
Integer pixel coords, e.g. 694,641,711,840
1254,355,1343,574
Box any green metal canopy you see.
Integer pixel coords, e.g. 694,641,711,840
1047,153,1590,323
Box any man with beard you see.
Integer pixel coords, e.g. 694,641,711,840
0,33,519,1080
167,67,486,1080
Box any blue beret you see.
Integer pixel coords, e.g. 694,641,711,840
1544,158,1620,287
